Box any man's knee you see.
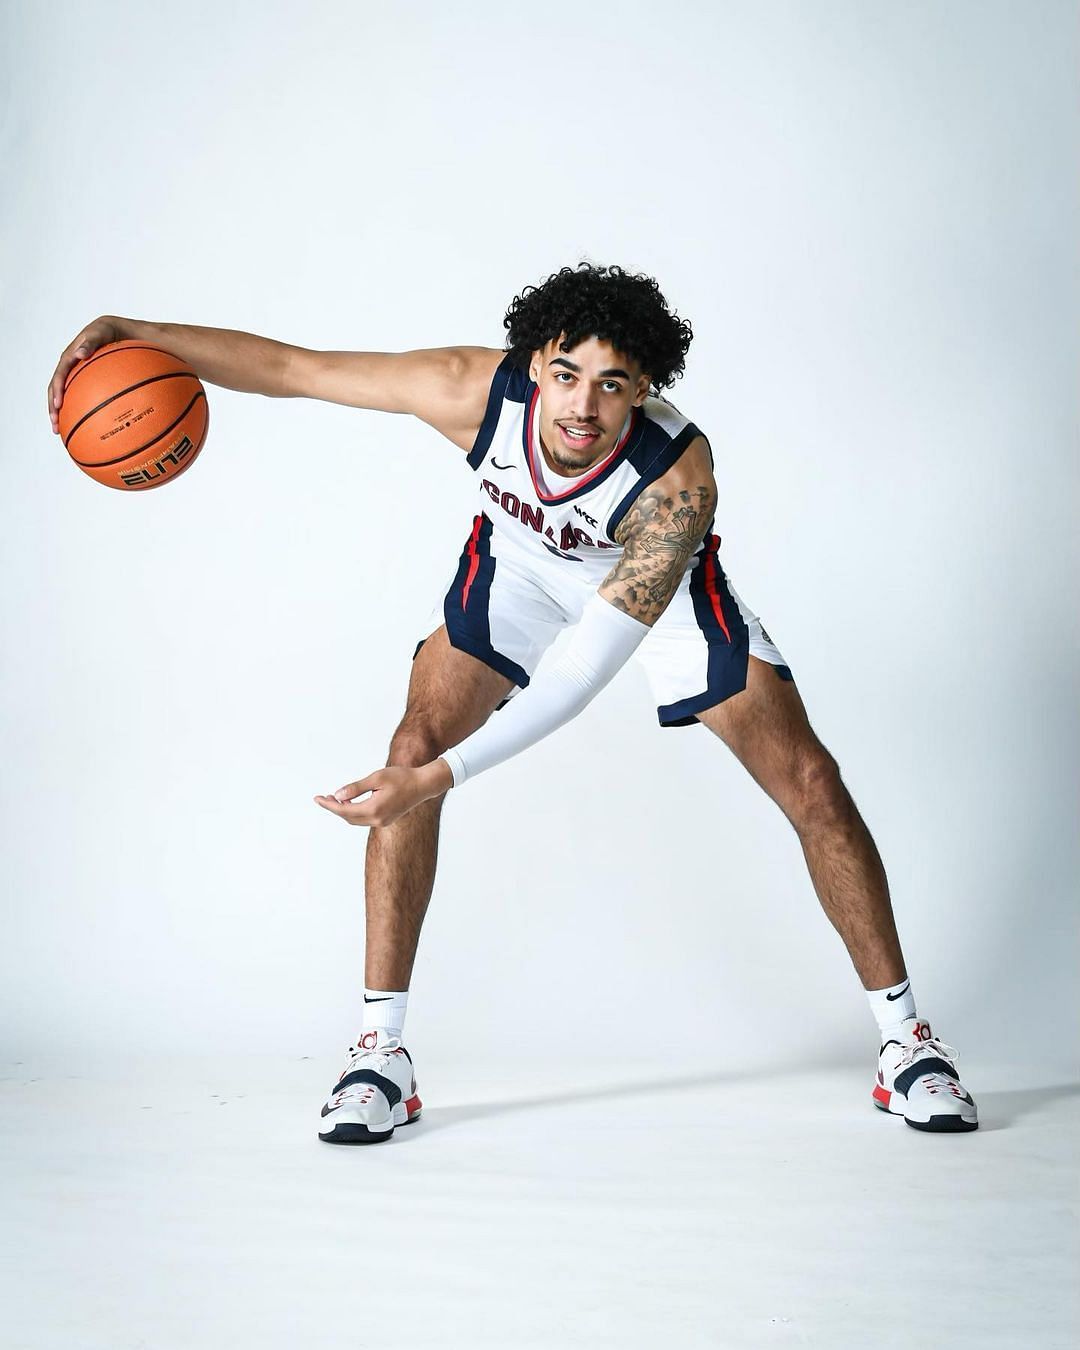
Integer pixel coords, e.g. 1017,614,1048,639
387,718,447,769
790,747,851,832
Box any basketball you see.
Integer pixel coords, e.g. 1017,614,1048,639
58,340,209,490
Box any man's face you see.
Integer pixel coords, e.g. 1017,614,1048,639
528,335,650,473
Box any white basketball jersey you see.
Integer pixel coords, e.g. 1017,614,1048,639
466,355,703,580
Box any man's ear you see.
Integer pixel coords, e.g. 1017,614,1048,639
632,374,652,407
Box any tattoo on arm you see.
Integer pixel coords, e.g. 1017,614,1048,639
601,483,717,624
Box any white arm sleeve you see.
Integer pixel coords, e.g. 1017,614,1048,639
440,594,649,787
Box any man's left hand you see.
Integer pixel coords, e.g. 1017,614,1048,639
314,760,453,829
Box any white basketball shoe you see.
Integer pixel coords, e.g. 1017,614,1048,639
874,1017,978,1132
318,1028,423,1144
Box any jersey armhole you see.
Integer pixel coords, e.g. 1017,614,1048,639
466,354,529,470
605,423,704,539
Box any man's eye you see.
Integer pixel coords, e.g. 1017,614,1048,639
555,372,573,383
603,382,622,394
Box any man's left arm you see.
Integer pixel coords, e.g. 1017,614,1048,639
316,438,717,826
598,451,717,624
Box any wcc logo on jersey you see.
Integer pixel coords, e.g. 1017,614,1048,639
480,478,616,555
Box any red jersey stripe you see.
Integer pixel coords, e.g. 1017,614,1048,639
461,515,484,611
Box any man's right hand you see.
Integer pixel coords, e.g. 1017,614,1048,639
48,315,127,434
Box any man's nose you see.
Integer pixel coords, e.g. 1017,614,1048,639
570,384,599,420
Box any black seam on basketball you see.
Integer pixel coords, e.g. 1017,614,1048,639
71,391,206,468
62,372,201,448
63,345,183,395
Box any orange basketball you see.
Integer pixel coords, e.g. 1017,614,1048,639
58,340,209,490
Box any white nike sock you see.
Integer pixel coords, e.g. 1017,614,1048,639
866,978,917,1036
362,988,409,1038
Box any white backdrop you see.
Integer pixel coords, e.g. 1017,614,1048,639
2,0,1076,1072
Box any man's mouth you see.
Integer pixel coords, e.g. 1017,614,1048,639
558,423,601,449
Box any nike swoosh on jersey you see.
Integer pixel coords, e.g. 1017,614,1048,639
491,460,515,471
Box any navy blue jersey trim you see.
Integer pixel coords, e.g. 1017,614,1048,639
466,353,522,471
504,363,532,402
606,423,703,540
442,515,531,688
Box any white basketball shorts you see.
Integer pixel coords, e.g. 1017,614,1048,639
419,514,794,726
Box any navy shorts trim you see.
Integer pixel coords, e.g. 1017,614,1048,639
656,535,755,727
657,661,794,726
440,513,530,688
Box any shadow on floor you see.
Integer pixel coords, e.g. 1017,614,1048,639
966,1081,1080,1132
415,1070,1080,1135
417,1063,806,1132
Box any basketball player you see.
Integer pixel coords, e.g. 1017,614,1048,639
48,264,978,1141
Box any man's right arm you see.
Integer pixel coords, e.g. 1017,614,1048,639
47,315,504,450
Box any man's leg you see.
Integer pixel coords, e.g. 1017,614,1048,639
697,657,906,990
364,626,514,989
318,628,521,1144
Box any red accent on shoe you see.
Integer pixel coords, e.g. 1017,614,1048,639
872,1084,892,1108
404,1093,423,1119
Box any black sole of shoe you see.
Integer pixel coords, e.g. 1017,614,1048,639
874,1100,978,1132
904,1115,979,1132
319,1123,395,1144
318,1112,421,1146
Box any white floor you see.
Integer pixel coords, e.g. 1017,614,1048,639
2,1053,1076,1350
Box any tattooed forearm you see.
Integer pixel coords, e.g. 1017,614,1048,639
601,481,717,624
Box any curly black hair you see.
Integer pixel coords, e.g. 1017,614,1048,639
503,263,693,391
